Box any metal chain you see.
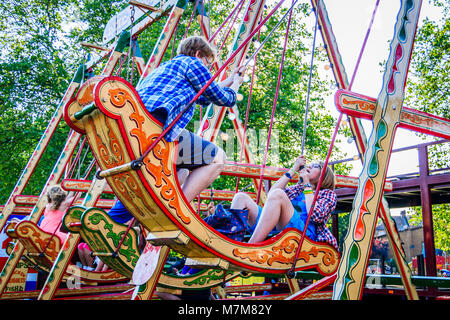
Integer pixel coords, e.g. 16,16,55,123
127,5,135,82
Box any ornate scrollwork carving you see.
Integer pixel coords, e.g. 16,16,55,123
232,236,336,268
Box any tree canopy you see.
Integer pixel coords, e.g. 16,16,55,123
0,0,349,203
0,0,448,252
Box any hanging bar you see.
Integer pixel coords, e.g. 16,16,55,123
80,42,111,52
129,0,160,12
96,159,143,179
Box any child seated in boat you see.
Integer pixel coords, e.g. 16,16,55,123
136,35,245,203
40,185,76,243
230,155,338,250
41,186,103,271
104,36,244,239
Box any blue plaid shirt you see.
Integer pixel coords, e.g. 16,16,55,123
136,55,237,142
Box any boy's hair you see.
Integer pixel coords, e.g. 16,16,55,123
315,161,336,191
46,185,67,211
177,36,217,61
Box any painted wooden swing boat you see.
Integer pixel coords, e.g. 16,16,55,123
64,75,340,276
63,75,247,292
6,219,126,284
63,204,239,290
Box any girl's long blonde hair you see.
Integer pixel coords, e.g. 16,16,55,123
315,161,336,191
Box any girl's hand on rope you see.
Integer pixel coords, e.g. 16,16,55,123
231,65,246,88
219,66,246,89
291,155,306,173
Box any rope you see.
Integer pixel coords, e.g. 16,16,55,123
301,9,319,156
287,113,342,277
130,38,137,84
256,0,296,204
127,5,136,82
113,217,136,257
217,0,246,53
67,137,88,180
235,15,262,194
200,0,204,37
242,0,299,69
287,0,381,276
183,0,201,40
115,54,128,76
349,0,380,90
209,0,246,43
170,22,179,59
77,145,88,179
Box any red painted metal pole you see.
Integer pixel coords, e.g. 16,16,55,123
418,144,437,298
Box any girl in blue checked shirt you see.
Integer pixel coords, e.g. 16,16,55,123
136,36,245,204
230,155,339,250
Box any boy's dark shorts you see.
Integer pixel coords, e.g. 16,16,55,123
151,109,219,171
176,129,219,171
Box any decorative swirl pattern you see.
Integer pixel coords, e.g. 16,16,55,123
106,86,190,224
342,98,375,111
16,222,60,260
232,236,336,268
182,269,232,286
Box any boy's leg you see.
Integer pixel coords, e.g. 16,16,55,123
180,148,225,203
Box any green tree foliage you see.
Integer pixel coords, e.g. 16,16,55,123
405,11,449,119
0,0,77,199
405,0,449,168
0,1,355,206
408,204,450,251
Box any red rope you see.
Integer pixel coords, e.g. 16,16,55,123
183,0,201,40
235,15,263,193
209,0,246,43
218,0,246,52
197,103,203,215
66,137,87,179
130,38,137,84
170,22,179,59
256,2,295,203
113,217,136,256
287,0,380,275
116,54,128,76
201,0,204,37
288,113,343,275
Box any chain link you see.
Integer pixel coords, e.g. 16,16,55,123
127,5,136,82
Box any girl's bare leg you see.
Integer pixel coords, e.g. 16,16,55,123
248,189,294,243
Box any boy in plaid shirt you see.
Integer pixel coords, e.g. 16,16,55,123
136,36,245,203
108,36,245,224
